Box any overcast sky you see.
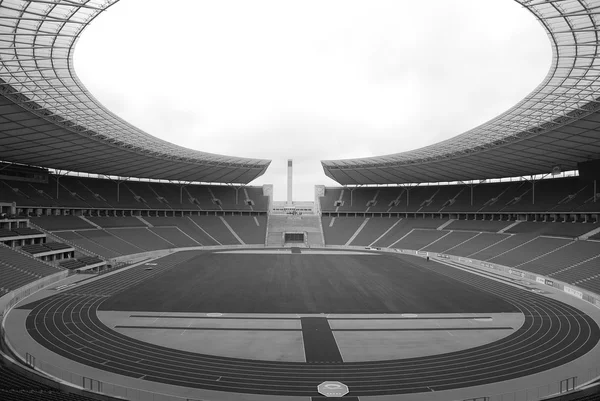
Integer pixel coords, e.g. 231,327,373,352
75,0,550,201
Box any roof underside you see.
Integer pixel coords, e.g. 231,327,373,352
323,0,600,185
0,0,270,183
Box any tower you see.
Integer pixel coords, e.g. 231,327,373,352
287,159,293,205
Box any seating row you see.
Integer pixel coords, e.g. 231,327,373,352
319,177,599,213
0,176,268,211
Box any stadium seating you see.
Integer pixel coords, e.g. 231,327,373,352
0,175,269,212
487,236,572,266
390,229,448,250
446,233,510,257
29,216,95,231
105,228,175,251
371,218,444,247
321,216,365,245
87,216,145,228
149,227,199,247
446,219,511,232
505,222,596,238
0,363,99,400
320,215,600,297
468,235,538,260
74,230,144,255
53,231,122,259
222,215,267,245
348,218,397,246
421,231,480,253
144,216,219,245
319,177,599,213
0,246,61,293
518,241,600,276
188,216,241,245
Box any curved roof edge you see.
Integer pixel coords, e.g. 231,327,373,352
322,0,600,185
0,0,270,184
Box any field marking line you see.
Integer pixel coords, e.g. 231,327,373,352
181,320,194,335
152,311,165,324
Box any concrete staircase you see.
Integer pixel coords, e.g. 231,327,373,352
266,215,325,247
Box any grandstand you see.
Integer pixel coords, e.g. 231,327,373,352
1,0,600,400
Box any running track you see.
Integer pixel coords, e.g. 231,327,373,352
18,251,600,397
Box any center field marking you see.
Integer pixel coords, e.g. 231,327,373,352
116,325,514,331
129,314,496,320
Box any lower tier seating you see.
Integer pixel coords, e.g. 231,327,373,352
322,217,600,296
39,215,267,259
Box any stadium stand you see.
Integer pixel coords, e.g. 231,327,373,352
348,218,397,246
72,230,144,255
319,177,599,214
487,236,572,266
87,216,145,228
0,175,270,212
149,227,199,247
222,215,267,245
321,216,365,245
52,231,121,259
144,216,219,245
0,245,61,293
105,228,175,251
467,234,539,260
30,216,94,231
188,216,240,245
421,230,480,253
518,241,600,276
371,218,444,247
446,219,512,232
505,222,596,238
390,229,449,250
445,233,510,257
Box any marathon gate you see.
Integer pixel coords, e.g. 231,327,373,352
318,381,349,397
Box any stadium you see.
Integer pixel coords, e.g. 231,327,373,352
0,0,600,400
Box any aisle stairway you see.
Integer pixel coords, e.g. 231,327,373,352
266,215,325,247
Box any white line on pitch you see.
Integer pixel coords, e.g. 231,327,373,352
181,320,193,335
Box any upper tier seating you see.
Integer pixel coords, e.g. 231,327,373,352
0,176,269,211
319,177,599,213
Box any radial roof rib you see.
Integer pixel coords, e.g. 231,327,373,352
0,0,270,183
322,0,600,185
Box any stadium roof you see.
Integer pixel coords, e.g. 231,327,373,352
323,0,600,185
0,0,270,183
